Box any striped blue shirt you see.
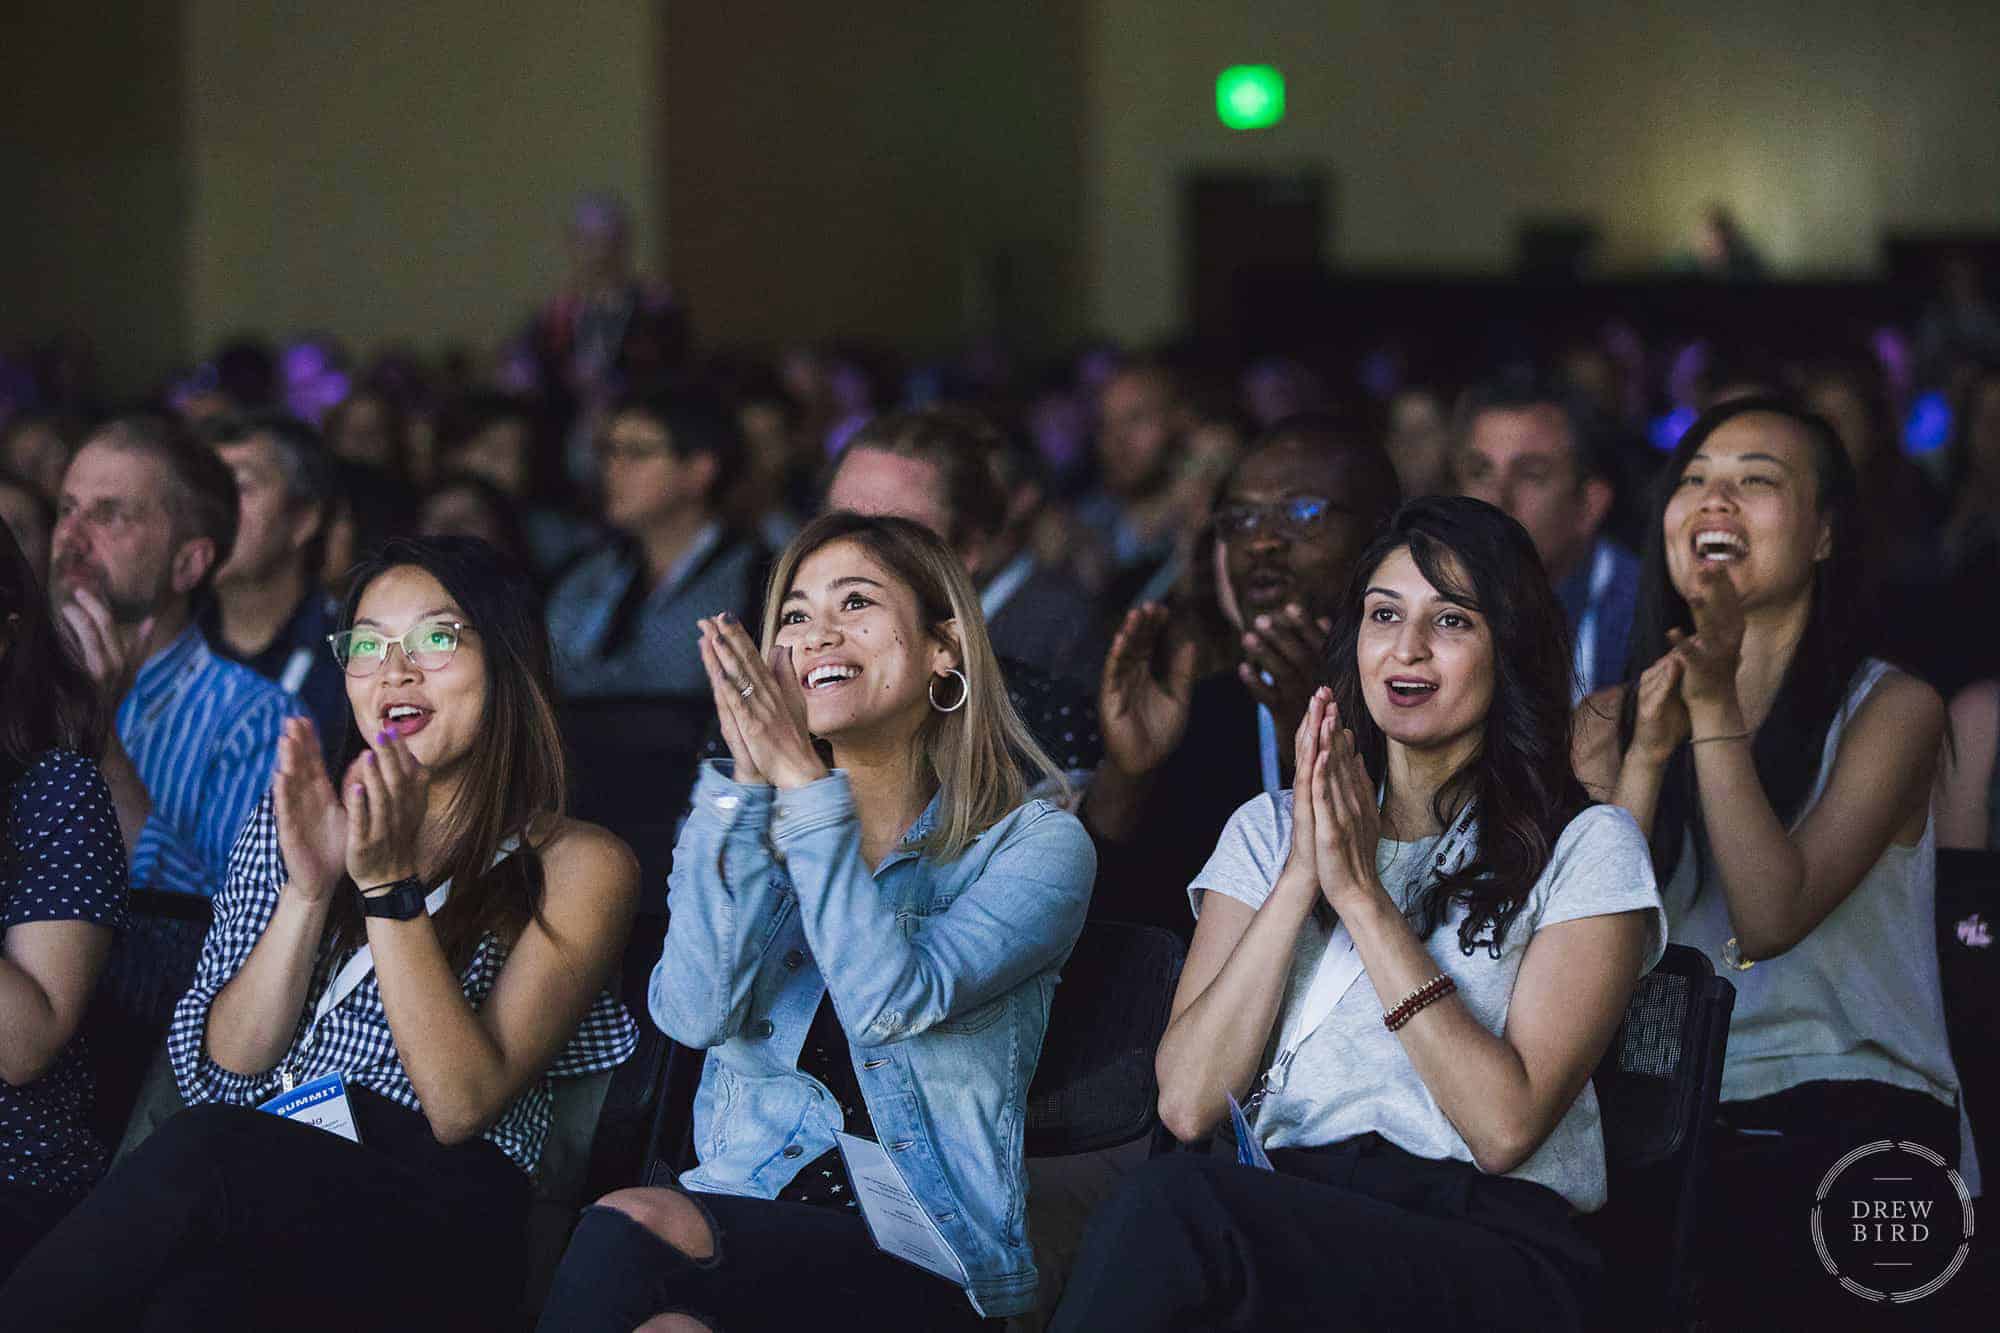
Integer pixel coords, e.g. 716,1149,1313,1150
118,623,305,897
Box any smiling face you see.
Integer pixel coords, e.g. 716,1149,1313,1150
1355,546,1494,762
344,565,487,773
1662,412,1829,611
773,538,956,746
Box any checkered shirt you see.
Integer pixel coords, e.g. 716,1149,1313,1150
167,795,638,1175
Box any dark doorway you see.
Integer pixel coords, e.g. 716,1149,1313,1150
1184,170,1329,348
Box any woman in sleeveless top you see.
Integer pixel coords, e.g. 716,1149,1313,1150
1574,396,1961,1325
3,537,640,1331
1053,498,1663,1332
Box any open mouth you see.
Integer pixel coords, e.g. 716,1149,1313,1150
1691,528,1748,564
381,704,434,736
1384,677,1439,708
1241,569,1292,603
804,663,862,691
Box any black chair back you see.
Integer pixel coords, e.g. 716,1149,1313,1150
1584,942,1736,1332
1024,921,1186,1158
82,888,214,1148
1936,848,1997,1176
560,695,712,892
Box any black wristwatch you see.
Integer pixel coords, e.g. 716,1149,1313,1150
358,876,428,920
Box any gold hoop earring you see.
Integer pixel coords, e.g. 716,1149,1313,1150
928,668,969,713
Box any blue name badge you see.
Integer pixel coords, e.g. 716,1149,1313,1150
258,1072,362,1144
1227,1092,1274,1171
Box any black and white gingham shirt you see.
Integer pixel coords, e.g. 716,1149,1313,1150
168,795,638,1175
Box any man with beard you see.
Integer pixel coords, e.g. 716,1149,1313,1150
1082,415,1400,936
50,418,301,895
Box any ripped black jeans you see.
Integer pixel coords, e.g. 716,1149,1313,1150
535,1189,994,1332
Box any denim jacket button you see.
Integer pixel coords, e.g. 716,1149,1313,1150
782,1143,803,1159
862,1058,888,1070
715,794,739,812
783,949,805,970
753,1019,775,1039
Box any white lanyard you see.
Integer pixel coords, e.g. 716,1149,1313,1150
1570,541,1618,703
284,838,517,1089
1256,704,1282,796
977,551,1036,623
278,645,313,695
1244,792,1480,1119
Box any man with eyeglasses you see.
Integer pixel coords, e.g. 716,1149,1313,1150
1082,414,1401,938
49,418,304,896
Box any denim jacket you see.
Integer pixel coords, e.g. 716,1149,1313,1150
650,761,1094,1318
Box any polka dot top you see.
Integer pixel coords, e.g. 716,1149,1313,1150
1,748,130,1199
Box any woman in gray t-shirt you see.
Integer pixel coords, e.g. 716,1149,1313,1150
1053,497,1663,1333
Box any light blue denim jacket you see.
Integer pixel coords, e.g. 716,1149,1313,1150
650,761,1095,1319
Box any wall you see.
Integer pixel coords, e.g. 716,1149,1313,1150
1084,0,2000,342
182,1,662,363
0,1,190,395
664,1,1088,356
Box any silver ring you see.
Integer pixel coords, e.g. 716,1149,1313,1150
739,683,755,700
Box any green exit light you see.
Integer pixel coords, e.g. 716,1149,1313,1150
1217,65,1285,130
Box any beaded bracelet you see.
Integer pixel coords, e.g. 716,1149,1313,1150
1383,973,1457,1031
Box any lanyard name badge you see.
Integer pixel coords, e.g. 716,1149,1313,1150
258,878,453,1141
1236,791,1480,1155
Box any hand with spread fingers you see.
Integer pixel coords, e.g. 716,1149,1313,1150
344,725,430,890
1100,603,1201,780
1239,602,1335,748
1669,565,1745,714
271,716,347,902
1628,652,1692,764
1308,705,1384,918
699,611,826,789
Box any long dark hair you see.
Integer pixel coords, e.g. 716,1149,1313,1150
325,536,565,968
1325,496,1590,956
1616,395,1863,889
0,518,100,787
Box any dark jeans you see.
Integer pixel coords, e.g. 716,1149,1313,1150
1699,1078,1967,1330
0,1182,74,1282
0,1089,529,1332
536,1190,994,1332
1049,1134,1598,1332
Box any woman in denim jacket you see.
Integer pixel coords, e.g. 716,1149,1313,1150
540,512,1095,1330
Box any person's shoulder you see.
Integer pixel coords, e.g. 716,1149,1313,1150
1948,678,2000,739
1552,801,1647,860
534,816,642,904
1850,664,1945,740
21,745,98,789
993,796,1094,855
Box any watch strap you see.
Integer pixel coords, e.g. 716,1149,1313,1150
358,876,428,920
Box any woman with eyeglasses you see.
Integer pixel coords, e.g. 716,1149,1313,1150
2,536,640,1331
535,512,1094,1330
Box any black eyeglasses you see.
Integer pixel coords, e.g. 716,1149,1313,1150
1212,495,1340,540
327,620,469,678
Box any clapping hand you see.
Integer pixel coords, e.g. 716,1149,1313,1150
1100,604,1200,780
1669,565,1745,713
1307,702,1383,918
698,612,825,789
1628,652,1692,764
1280,687,1331,893
342,726,429,890
1239,603,1334,747
272,717,346,903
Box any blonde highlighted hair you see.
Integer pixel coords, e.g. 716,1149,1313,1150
759,511,1064,861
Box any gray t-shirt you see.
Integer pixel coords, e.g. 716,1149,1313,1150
1190,796,1665,1212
